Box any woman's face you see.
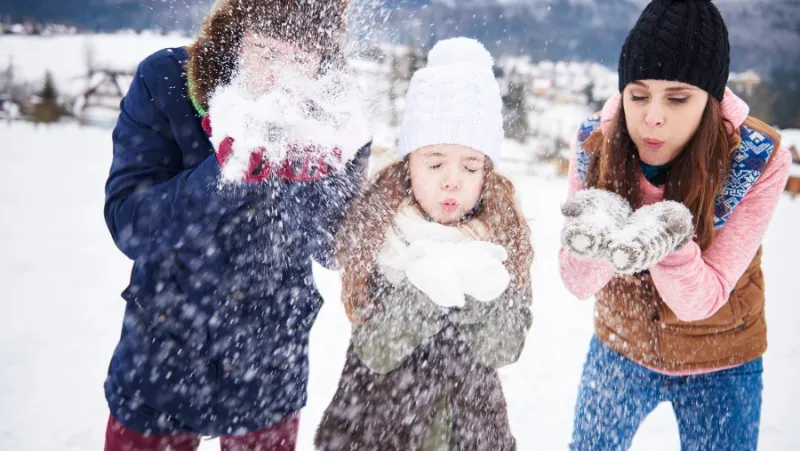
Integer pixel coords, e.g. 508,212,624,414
239,31,322,93
623,80,709,166
408,144,486,225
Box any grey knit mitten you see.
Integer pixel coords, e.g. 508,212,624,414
561,189,633,260
605,201,694,274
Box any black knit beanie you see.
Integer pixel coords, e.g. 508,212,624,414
618,0,730,101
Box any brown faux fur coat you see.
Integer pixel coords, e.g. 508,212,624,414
315,272,531,451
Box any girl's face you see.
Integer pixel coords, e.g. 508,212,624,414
408,144,486,225
239,31,322,93
623,80,709,166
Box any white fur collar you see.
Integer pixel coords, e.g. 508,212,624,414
378,203,482,277
393,203,486,244
377,203,510,307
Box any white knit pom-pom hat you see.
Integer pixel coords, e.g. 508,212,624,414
398,37,504,161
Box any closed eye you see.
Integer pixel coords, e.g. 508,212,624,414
669,97,689,104
630,95,648,102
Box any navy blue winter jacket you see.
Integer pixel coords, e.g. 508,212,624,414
103,47,369,436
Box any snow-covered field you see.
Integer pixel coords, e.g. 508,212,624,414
1,121,798,450
0,33,192,92
0,33,608,148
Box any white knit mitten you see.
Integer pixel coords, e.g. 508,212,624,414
404,241,466,308
459,241,511,303
403,240,511,308
605,201,694,274
561,189,633,259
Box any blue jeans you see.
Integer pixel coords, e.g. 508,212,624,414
571,336,763,451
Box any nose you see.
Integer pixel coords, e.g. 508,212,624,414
645,102,665,127
441,169,460,191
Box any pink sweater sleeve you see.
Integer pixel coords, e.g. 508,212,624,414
558,134,615,300
649,147,792,321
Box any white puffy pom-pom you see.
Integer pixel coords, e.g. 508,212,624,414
426,37,494,69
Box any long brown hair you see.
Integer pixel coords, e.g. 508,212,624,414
187,0,348,112
338,159,534,324
583,96,740,250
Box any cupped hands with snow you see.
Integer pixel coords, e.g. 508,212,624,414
605,200,694,274
561,188,694,274
560,188,632,259
204,64,372,184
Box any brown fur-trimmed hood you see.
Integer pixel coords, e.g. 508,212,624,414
186,0,348,113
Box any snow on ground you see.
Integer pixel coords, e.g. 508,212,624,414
778,129,800,177
0,33,192,93
1,121,798,450
781,129,800,149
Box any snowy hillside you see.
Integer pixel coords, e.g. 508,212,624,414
782,129,800,149
0,32,778,149
0,33,603,147
2,0,798,71
0,33,190,101
1,121,799,450
0,32,190,84
381,0,800,71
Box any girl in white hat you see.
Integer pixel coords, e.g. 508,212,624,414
315,37,533,451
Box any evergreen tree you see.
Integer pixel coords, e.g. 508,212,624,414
407,49,426,80
389,54,401,129
737,82,777,126
33,71,61,123
583,81,603,112
502,81,530,143
768,66,800,129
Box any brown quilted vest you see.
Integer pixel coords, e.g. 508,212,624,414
595,247,767,373
592,117,782,373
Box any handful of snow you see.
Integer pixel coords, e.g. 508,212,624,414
404,240,511,308
561,189,695,273
206,65,372,183
605,201,694,274
561,189,633,259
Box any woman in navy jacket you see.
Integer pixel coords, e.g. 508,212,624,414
102,1,369,449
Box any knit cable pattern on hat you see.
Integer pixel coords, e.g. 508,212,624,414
618,0,730,100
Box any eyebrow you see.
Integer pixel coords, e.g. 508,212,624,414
631,81,694,92
421,152,483,163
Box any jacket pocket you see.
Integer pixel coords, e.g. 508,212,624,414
731,269,765,322
671,261,766,335
731,248,766,323
121,282,211,355
660,299,737,336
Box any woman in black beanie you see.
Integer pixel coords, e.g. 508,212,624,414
558,0,791,449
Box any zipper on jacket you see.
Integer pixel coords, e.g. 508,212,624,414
646,280,663,369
